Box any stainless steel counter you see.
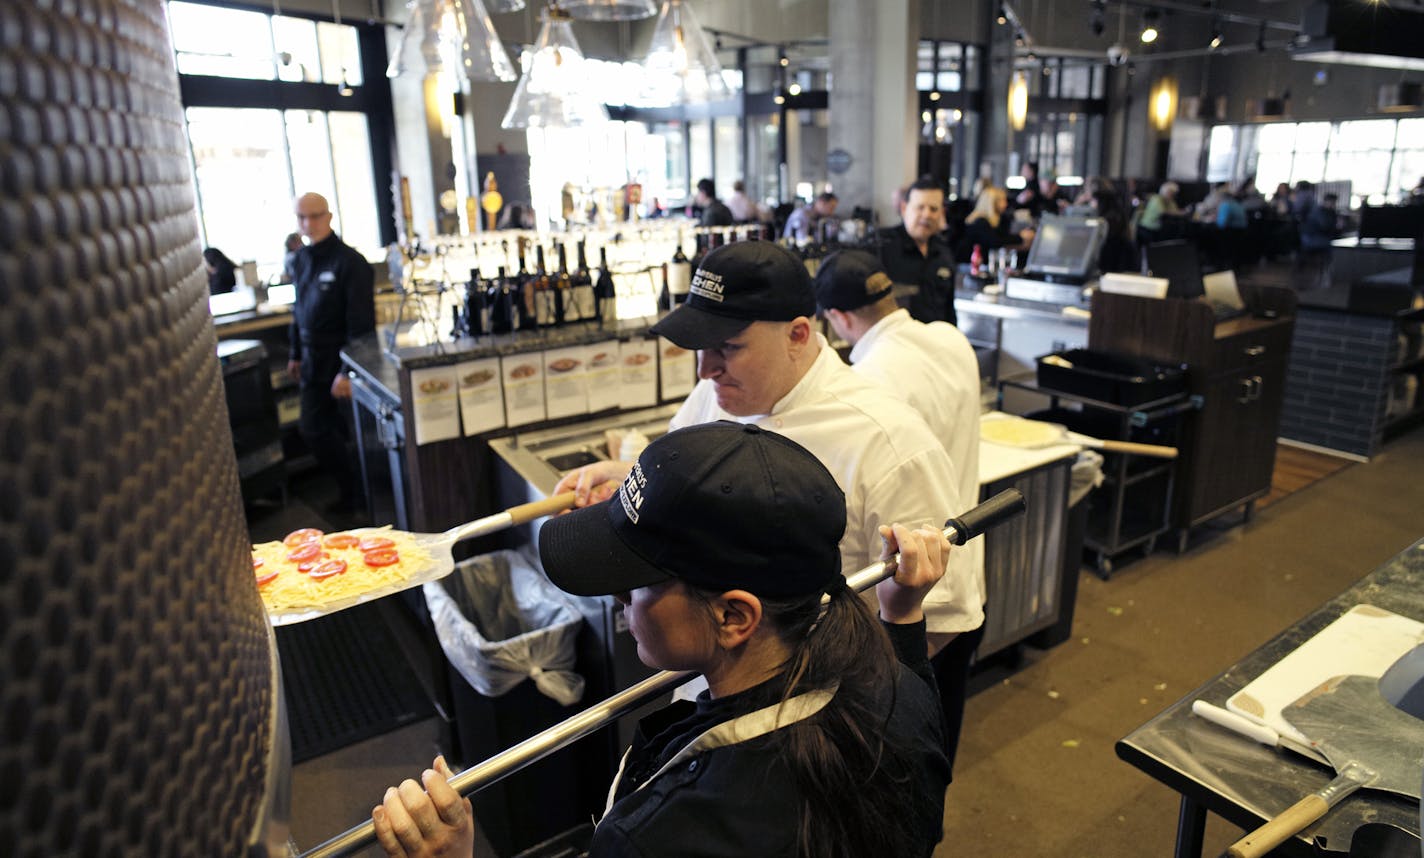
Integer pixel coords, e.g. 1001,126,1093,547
1116,538,1424,856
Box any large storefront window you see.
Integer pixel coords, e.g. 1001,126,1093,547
1211,117,1423,207
169,1,387,277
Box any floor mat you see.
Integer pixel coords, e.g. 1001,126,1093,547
276,602,435,763
1258,443,1356,510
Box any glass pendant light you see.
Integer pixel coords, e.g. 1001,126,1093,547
641,0,729,105
501,5,608,128
448,0,517,81
387,0,517,83
387,0,445,78
561,0,656,21
486,0,527,11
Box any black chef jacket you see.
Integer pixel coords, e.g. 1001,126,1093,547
288,232,375,361
877,225,958,327
589,619,949,857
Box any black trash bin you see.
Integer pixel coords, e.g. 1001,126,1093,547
426,550,604,856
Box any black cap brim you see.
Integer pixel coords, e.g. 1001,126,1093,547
538,501,673,597
649,304,752,350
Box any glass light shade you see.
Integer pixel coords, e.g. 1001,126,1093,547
386,0,446,79
501,7,608,128
486,0,526,11
447,0,517,82
562,0,657,21
641,0,729,105
387,0,516,83
1008,71,1028,131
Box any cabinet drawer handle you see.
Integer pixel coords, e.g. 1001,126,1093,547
1244,345,1266,357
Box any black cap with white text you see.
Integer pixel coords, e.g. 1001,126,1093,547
649,242,816,350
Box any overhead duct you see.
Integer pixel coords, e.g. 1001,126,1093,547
1292,1,1424,71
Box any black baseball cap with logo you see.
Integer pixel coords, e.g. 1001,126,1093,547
812,249,894,313
649,242,817,350
537,422,845,598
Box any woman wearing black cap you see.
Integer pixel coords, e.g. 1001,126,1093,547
371,422,952,858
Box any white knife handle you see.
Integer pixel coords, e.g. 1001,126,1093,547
1192,700,1281,747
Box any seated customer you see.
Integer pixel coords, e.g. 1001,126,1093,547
955,186,1033,262
371,422,953,858
203,247,237,295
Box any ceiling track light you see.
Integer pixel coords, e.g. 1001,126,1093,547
1089,0,1105,36
997,4,1008,26
1140,10,1160,45
1255,21,1267,52
1209,19,1223,50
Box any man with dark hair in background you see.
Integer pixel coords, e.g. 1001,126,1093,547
695,178,734,227
877,176,958,327
1014,160,1046,218
783,191,840,244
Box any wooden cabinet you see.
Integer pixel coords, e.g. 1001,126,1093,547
1089,287,1297,545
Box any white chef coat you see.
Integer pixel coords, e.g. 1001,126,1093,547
671,335,984,634
848,309,986,618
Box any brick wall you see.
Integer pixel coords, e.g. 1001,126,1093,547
1280,309,1393,458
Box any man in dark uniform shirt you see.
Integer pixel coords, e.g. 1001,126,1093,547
878,176,957,327
286,192,375,514
695,178,734,227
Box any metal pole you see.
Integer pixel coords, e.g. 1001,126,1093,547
302,490,1025,857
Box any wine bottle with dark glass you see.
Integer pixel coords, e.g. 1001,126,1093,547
555,241,576,325
571,238,596,322
596,245,618,325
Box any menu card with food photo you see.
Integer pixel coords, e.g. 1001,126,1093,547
619,338,659,408
455,356,505,436
585,340,622,413
501,355,547,427
409,365,462,445
658,339,697,401
543,345,590,420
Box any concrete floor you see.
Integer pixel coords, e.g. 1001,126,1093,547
285,428,1424,857
939,428,1424,858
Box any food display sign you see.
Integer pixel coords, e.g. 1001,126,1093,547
501,354,547,427
658,338,697,401
619,338,659,408
409,365,462,445
543,345,590,420
585,340,622,413
456,356,505,436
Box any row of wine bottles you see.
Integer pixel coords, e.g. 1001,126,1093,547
657,227,775,311
451,224,846,339
455,237,617,337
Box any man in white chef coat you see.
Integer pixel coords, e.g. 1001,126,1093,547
554,241,984,768
814,248,986,768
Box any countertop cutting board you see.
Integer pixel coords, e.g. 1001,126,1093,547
1227,604,1424,745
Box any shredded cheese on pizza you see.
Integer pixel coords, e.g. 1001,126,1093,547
252,527,432,615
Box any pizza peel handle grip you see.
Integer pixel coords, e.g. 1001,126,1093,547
1094,439,1179,459
1225,794,1330,858
944,489,1026,545
508,491,577,525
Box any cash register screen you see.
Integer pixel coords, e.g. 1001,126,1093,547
1024,215,1106,277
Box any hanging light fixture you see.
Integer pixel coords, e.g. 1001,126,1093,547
502,5,608,128
641,0,729,105
1140,10,1160,44
486,0,526,11
1150,76,1177,131
387,0,445,78
448,0,517,81
1008,70,1028,131
561,0,655,21
387,0,516,82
